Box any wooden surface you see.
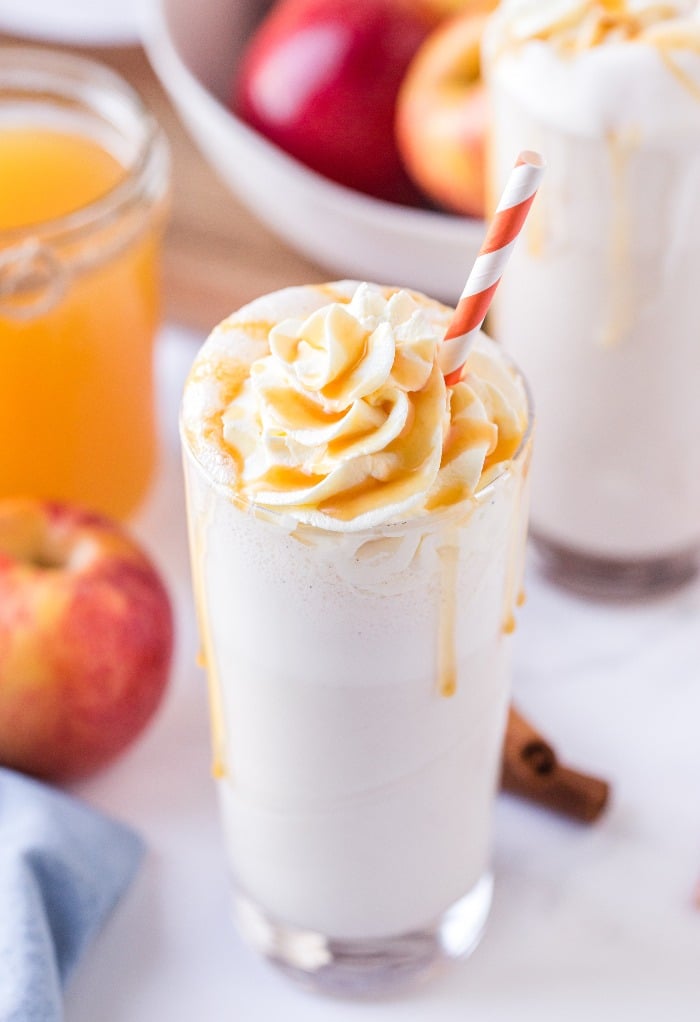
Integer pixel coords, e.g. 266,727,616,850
1,36,323,331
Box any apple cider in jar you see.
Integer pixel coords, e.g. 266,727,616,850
0,48,169,519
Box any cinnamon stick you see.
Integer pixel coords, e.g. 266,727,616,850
502,706,610,824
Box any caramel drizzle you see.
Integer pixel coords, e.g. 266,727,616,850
185,358,249,477
437,537,459,698
425,415,500,510
601,128,637,347
658,45,700,101
441,418,497,470
190,292,526,527
185,482,228,779
483,430,521,474
500,436,533,637
314,283,353,304
263,385,346,430
218,319,276,339
424,484,471,512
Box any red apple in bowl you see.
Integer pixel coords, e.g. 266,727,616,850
0,499,173,782
396,3,497,218
232,0,439,205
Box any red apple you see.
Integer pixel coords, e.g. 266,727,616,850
395,5,497,217
0,499,173,782
233,0,439,205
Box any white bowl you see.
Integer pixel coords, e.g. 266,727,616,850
143,0,484,303
0,0,141,45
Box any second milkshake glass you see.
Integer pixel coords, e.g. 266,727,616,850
484,2,700,596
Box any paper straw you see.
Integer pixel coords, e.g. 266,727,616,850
439,150,546,386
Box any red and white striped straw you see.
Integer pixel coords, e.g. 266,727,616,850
439,150,546,386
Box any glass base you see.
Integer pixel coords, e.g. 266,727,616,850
533,534,700,599
234,874,494,997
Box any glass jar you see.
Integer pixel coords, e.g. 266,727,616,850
0,46,170,519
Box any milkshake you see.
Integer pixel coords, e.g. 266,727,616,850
181,280,532,992
484,0,700,594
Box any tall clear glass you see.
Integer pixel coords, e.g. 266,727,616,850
181,339,533,994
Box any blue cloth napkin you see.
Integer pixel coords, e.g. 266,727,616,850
0,768,144,1022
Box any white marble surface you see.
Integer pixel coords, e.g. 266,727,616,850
65,325,700,1021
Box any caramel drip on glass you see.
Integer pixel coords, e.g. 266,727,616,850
601,129,637,347
658,45,700,101
500,437,532,636
186,483,228,780
437,536,459,698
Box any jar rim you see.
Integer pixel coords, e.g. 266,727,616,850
0,45,169,247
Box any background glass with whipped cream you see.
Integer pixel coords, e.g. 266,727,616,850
484,0,700,595
181,280,532,994
0,48,169,519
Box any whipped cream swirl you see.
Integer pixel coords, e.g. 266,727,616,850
183,282,528,532
491,0,700,50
